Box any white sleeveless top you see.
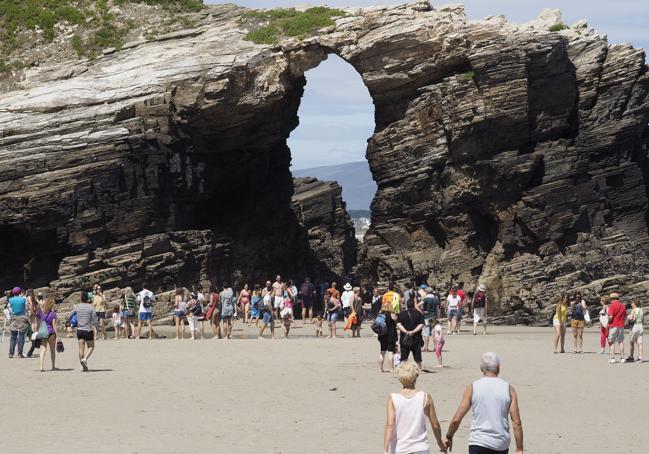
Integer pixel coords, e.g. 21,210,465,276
391,391,429,454
469,377,511,451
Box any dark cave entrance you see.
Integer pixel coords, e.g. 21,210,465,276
0,225,69,290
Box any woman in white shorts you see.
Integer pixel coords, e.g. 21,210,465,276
627,300,644,362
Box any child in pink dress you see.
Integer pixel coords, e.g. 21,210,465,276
433,320,445,367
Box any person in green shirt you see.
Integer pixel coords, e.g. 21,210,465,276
627,300,644,362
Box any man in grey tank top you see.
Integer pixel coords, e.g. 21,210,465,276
444,352,524,454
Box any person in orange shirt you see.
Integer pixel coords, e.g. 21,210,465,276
382,282,401,313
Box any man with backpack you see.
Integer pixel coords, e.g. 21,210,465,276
382,282,401,314
471,284,488,335
136,283,155,340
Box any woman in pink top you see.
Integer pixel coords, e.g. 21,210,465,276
384,362,446,454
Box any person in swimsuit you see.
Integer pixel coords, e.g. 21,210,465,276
237,284,251,325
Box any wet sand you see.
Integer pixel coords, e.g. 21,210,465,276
3,324,645,453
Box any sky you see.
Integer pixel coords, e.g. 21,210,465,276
207,1,649,169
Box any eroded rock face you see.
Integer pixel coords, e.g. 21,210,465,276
0,2,648,319
292,177,357,279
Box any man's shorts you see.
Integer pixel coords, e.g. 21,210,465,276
77,330,94,341
302,297,313,309
262,311,272,325
608,326,624,344
273,296,283,309
571,319,585,329
630,326,644,344
139,312,153,321
422,318,433,337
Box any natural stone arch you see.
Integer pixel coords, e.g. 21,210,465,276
0,2,647,319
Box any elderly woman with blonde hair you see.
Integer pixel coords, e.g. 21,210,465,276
383,362,447,454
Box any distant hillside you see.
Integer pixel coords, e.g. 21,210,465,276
292,161,376,210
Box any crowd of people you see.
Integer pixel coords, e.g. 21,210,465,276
551,291,644,363
3,277,644,373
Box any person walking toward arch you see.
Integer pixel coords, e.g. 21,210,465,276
444,352,524,454
300,277,316,324
37,298,59,372
383,362,447,454
471,284,488,336
377,301,398,372
72,289,99,372
208,284,221,339
92,284,108,340
220,283,235,339
136,283,155,340
174,288,187,340
341,283,354,323
8,287,29,358
396,300,425,370
121,287,137,339
626,299,644,363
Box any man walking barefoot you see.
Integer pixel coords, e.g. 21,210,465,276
445,352,524,454
72,289,99,372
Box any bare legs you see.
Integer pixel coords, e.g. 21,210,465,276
39,335,56,371
327,320,337,339
572,326,584,353
175,315,185,339
553,324,566,353
78,339,94,372
379,351,394,372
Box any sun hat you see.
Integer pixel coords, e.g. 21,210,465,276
477,284,486,292
610,292,620,299
11,286,21,295
343,283,352,291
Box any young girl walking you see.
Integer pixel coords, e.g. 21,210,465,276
111,305,122,340
433,319,445,368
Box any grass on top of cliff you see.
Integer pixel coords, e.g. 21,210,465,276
240,7,346,45
0,0,203,69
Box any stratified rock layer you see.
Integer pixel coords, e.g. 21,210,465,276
292,177,357,278
1,2,648,318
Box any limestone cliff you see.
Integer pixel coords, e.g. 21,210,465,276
1,2,648,319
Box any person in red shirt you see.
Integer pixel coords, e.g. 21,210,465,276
456,284,466,334
607,293,627,363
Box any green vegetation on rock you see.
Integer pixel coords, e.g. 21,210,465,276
0,0,204,71
462,70,475,81
548,23,569,32
241,7,346,45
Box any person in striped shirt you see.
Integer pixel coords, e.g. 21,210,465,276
70,289,98,372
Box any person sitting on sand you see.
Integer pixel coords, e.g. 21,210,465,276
444,352,524,454
383,362,447,454
552,295,568,353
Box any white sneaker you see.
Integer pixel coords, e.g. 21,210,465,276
609,358,617,364
621,358,627,363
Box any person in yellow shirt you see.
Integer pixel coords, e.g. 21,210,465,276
552,295,568,353
382,282,401,314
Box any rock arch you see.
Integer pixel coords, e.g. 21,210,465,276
0,2,648,318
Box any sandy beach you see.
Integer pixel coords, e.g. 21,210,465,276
3,324,645,454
